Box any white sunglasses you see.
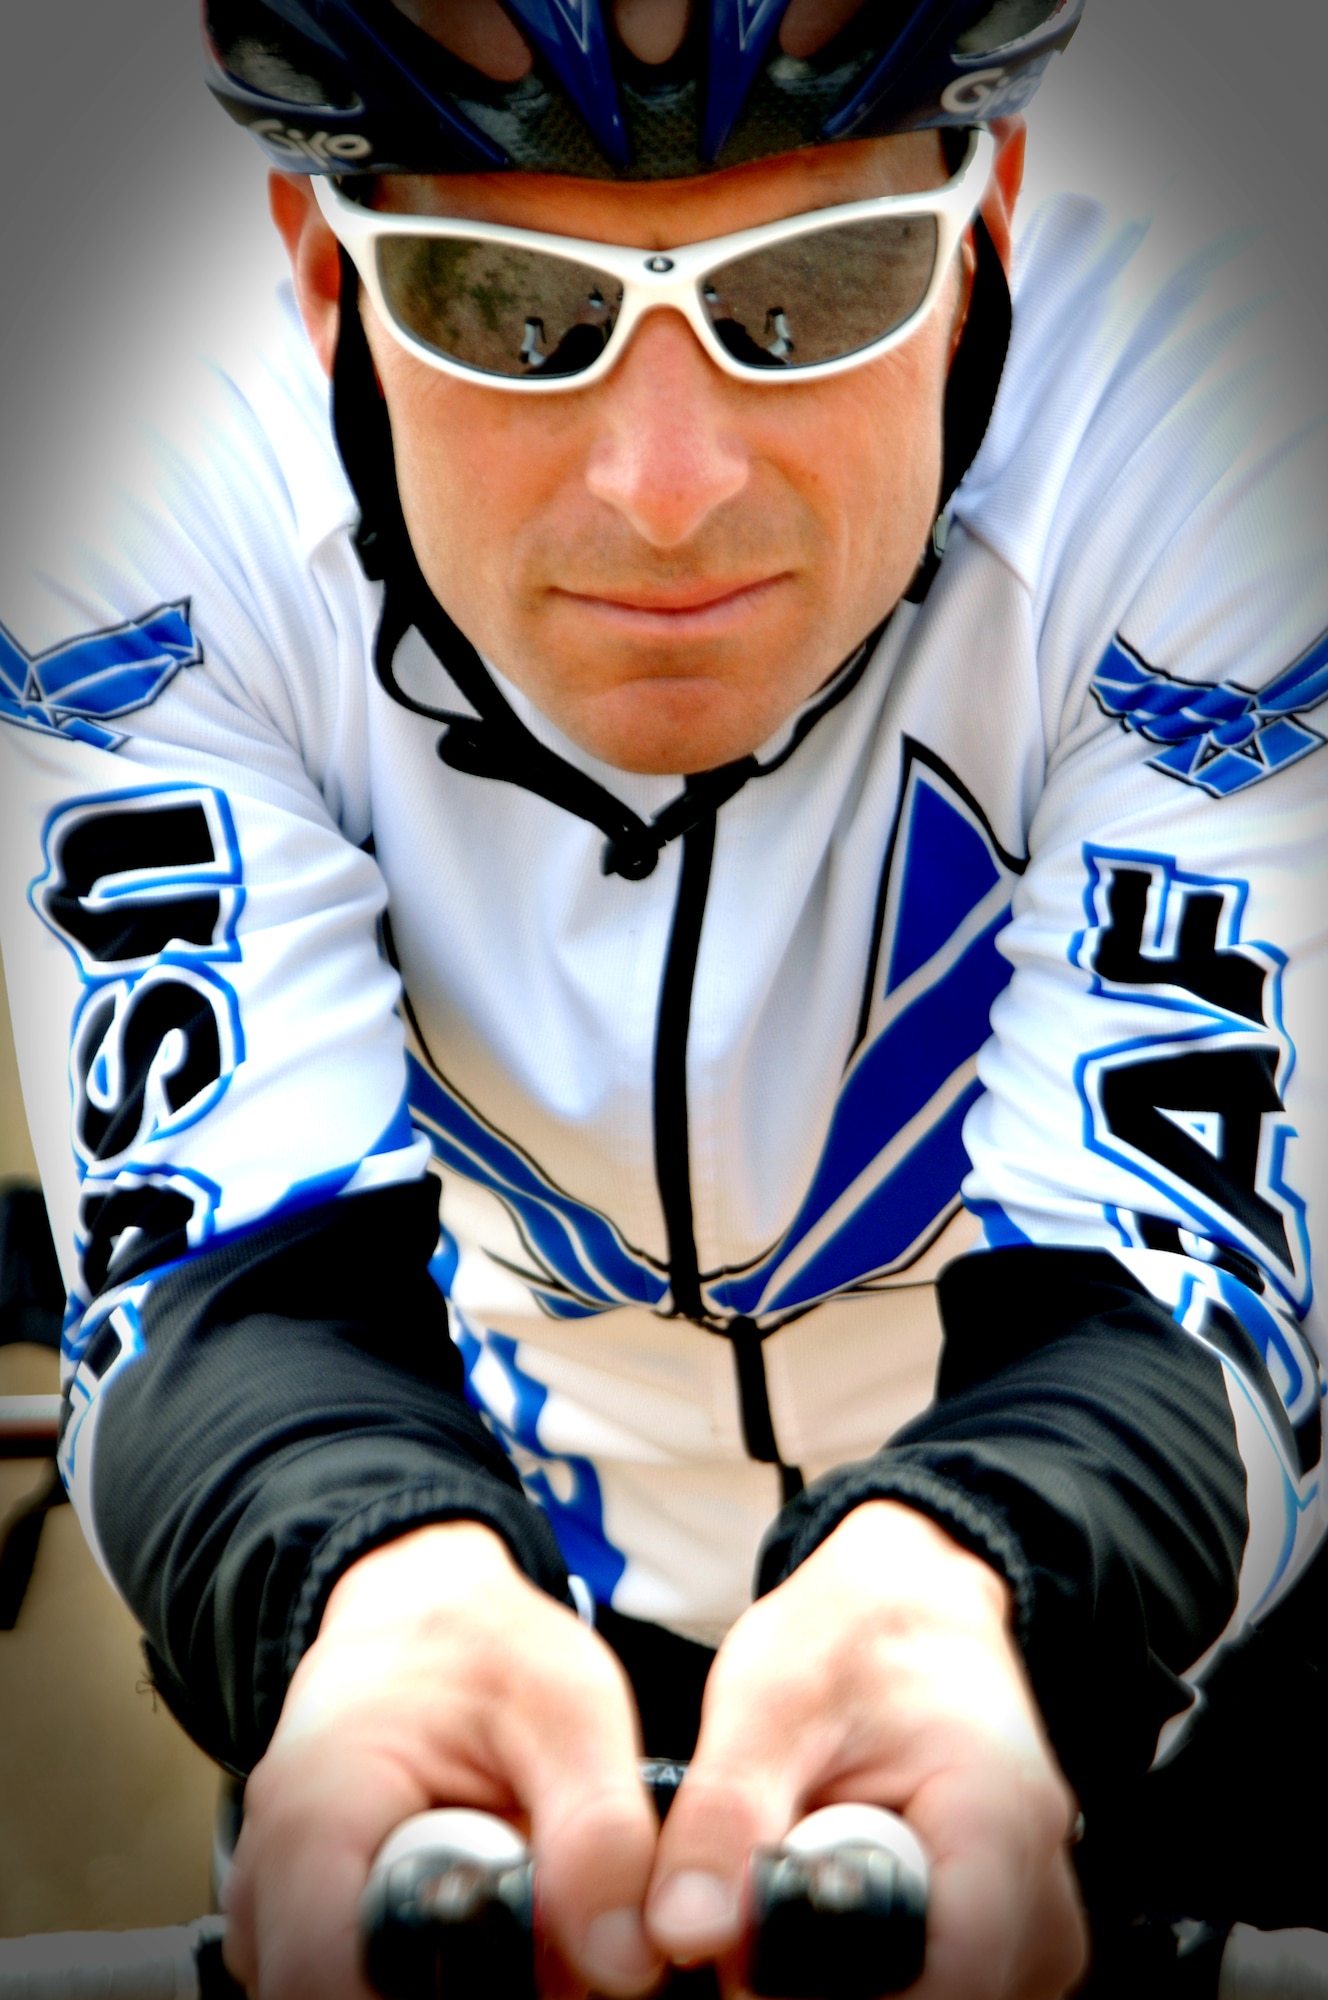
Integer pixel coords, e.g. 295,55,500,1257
314,128,994,392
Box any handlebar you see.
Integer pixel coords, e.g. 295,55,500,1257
0,1395,61,1458
0,1764,930,2000
0,1917,235,2000
361,1763,928,2000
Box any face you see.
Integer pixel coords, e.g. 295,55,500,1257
281,138,981,775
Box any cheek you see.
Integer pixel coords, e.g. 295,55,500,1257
800,326,951,554
371,336,572,594
383,365,509,533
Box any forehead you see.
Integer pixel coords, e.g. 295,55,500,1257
372,131,951,245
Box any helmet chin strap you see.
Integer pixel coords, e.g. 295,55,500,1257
330,221,1010,874
939,213,1012,508
907,211,1012,602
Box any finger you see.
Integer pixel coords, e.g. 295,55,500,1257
905,1773,1086,2000
229,1749,427,2000
645,1776,763,1963
918,1851,1084,2000
517,1644,664,1996
645,1708,806,1970
537,1792,663,2000
1010,1855,1088,2000
219,1823,258,1993
916,1840,1019,2000
249,1835,370,2000
645,1603,831,1969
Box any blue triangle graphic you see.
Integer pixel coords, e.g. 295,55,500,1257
885,775,1002,996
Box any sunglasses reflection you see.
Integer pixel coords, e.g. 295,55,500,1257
519,288,616,375
517,286,796,376
703,287,794,369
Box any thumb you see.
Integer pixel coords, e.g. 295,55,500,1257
644,1695,803,1966
516,1644,665,1996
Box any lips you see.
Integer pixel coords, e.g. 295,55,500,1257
556,575,788,624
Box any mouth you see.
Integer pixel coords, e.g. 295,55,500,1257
552,573,790,636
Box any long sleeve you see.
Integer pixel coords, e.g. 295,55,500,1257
88,1177,569,1772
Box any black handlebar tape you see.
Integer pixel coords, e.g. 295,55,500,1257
362,1783,929,2000
747,1840,927,1997
361,1812,536,2000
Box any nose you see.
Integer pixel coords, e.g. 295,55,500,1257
583,309,752,547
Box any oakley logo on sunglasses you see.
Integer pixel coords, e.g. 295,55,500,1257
252,119,373,166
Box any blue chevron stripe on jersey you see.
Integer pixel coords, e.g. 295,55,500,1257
885,761,1004,992
710,919,1008,1316
409,754,1017,1328
407,1056,669,1314
1092,628,1328,796
0,603,203,751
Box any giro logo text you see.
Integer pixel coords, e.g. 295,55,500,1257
251,119,372,165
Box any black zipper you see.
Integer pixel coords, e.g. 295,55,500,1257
653,795,803,1502
729,1317,805,1503
653,808,714,1322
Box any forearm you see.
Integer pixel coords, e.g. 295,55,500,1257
758,1245,1255,1810
86,1178,570,1770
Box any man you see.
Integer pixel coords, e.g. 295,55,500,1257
0,4,1324,1997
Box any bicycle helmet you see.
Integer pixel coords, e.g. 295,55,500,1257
204,0,1085,181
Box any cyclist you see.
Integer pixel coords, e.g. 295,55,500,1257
0,4,1324,1997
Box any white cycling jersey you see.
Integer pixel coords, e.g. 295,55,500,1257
1,192,1324,1690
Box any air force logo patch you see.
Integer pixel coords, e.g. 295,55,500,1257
0,602,203,752
1093,628,1328,798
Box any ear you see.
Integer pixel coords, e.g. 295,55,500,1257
269,172,343,379
979,116,1026,276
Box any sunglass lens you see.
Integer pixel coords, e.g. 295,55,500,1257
377,238,624,379
702,215,939,369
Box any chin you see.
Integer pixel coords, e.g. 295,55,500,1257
563,673,775,775
588,726,740,777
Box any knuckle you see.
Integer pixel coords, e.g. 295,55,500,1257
238,1753,285,1828
1026,1771,1079,1859
221,1930,258,1993
1037,1925,1089,1998
658,1773,769,1865
542,1776,657,1870
1051,1930,1090,1997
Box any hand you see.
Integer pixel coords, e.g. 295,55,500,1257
644,1501,1087,2000
221,1521,663,2000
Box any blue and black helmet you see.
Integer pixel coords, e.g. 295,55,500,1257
204,0,1085,182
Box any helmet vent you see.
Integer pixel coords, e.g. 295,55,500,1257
953,0,1067,57
221,38,354,107
207,0,361,110
387,1,534,82
778,0,872,61
614,0,692,65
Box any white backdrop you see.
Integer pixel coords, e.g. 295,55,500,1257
1,0,1325,560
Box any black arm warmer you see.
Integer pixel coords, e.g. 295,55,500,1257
90,1179,569,1773
756,1248,1250,1813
